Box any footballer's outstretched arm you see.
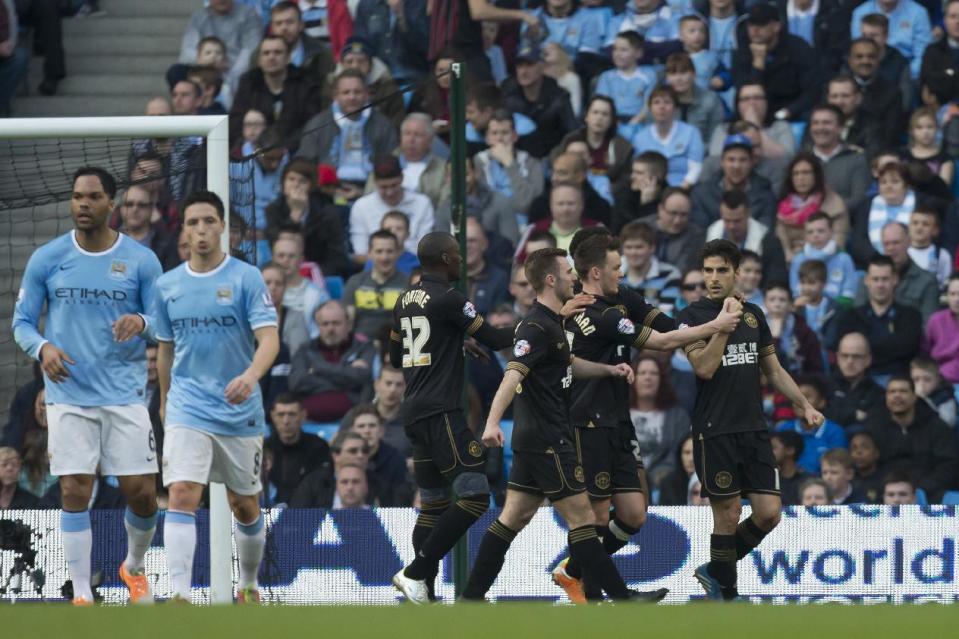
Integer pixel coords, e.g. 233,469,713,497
639,298,741,351
571,356,634,382
482,368,524,447
686,332,731,380
761,353,824,425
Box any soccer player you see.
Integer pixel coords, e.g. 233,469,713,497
462,248,665,603
154,191,279,603
678,239,824,601
389,232,516,604
553,233,741,603
12,166,163,605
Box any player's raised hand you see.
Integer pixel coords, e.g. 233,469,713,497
723,297,743,314
482,422,505,448
40,343,75,383
113,313,146,342
560,293,595,318
803,404,826,428
224,370,258,404
610,362,634,384
713,299,742,333
464,337,491,363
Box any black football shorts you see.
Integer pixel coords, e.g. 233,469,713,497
694,430,780,498
406,411,486,491
575,425,645,499
508,447,585,502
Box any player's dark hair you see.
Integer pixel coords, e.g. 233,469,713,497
271,392,302,410
73,166,117,199
525,248,568,293
573,234,618,279
798,259,827,283
699,239,741,270
795,374,828,402
182,189,225,220
568,226,610,259
866,254,895,272
771,430,804,462
417,231,457,269
720,189,748,211
369,228,399,249
886,375,915,392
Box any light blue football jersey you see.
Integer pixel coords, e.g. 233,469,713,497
12,231,162,406
154,256,277,437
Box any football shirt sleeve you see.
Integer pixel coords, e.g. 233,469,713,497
244,267,279,330
12,249,51,360
506,321,551,378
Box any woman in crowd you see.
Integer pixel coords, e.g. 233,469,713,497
19,389,55,499
407,52,454,143
904,106,954,186
776,152,849,262
923,274,959,386
629,355,691,487
851,162,917,266
657,435,695,506
708,82,794,159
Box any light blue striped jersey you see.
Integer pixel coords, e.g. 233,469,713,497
631,120,704,186
595,66,657,119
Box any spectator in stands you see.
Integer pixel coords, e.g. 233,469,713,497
372,365,407,456
705,190,788,287
774,0,849,74
790,212,856,305
806,104,871,214
266,160,350,278
825,332,884,427
770,431,812,506
233,108,271,157
708,83,795,159
268,394,333,504
526,184,597,253
407,51,454,142
171,80,202,117
665,52,725,145
343,404,411,506
337,36,404,128
851,0,930,80
920,0,959,110
15,0,64,96
844,36,906,145
18,390,54,498
118,185,180,272
604,0,680,60
595,30,656,127
239,128,289,251
611,151,667,234
881,471,917,505
0,0,27,117
126,153,180,232
619,221,680,314
289,299,377,422
541,43,582,117
906,108,955,185
678,13,726,93
349,155,434,262
850,430,884,503
273,232,328,338
176,0,262,87
372,211,419,275
629,354,690,486
691,134,777,229
820,449,862,504
435,156,518,245
911,355,958,428
228,35,322,148
333,463,371,508
287,431,361,509
825,75,883,160
632,85,704,190
765,283,824,376
736,250,765,307
778,155,850,264
366,113,446,209
343,230,407,337
297,69,399,196
268,1,334,77
866,376,959,502
262,260,309,361
509,263,536,318
0,447,39,508
465,218,508,316
854,222,939,324
528,151,607,226
186,66,228,116
145,95,173,117
799,478,832,505
908,208,952,290
473,109,544,224
923,274,959,385
639,187,705,274
657,435,694,506
776,376,847,473
353,0,430,86
174,36,234,108
502,42,578,158
732,4,821,122
792,260,841,355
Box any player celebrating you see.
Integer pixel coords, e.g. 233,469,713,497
154,191,279,603
12,167,163,605
462,248,665,603
554,234,741,603
389,232,516,604
678,239,824,601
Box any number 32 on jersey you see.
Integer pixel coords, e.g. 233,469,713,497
401,316,431,367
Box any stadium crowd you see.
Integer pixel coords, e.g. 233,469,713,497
5,0,959,513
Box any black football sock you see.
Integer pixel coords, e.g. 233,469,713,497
411,498,450,599
404,495,487,581
562,524,603,581
461,519,517,600
565,514,639,580
708,533,739,600
568,525,630,601
735,516,769,560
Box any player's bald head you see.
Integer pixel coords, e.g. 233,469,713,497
417,231,458,269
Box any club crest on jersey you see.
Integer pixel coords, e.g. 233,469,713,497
715,471,733,489
109,260,127,280
468,441,483,458
463,301,477,319
262,292,274,308
617,318,635,335
595,472,610,490
514,339,531,357
574,466,586,483
216,285,233,305
744,313,758,328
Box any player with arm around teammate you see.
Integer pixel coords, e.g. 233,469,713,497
154,191,280,603
678,239,824,601
12,166,163,605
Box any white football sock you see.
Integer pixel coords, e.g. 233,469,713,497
235,513,265,589
124,507,158,573
61,510,94,601
164,510,196,600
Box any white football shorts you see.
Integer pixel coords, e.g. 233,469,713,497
162,425,263,496
46,403,158,477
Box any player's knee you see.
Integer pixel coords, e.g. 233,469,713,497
753,508,781,532
452,472,489,499
420,486,451,505
59,475,94,508
620,507,646,531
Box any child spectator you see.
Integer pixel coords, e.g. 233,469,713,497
921,273,959,385
771,430,813,506
910,355,958,427
619,221,681,314
678,14,727,91
594,31,656,129
192,36,233,107
793,260,840,364
849,430,884,504
631,85,704,189
789,212,858,305
820,448,862,504
482,22,508,85
907,208,952,289
776,376,847,474
904,106,954,185
542,43,583,117
736,250,765,307
367,211,419,276
765,283,824,376
777,152,849,262
799,478,832,505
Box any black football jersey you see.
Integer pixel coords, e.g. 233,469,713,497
506,301,575,453
676,298,775,438
567,296,652,429
617,286,677,333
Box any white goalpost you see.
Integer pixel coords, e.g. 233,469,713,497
0,115,234,604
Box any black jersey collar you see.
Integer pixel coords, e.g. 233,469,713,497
532,300,562,322
419,272,452,286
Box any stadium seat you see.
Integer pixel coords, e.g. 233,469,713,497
914,488,928,506
325,276,344,300
941,491,959,505
303,422,340,441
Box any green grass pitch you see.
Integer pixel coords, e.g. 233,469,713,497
2,602,955,639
